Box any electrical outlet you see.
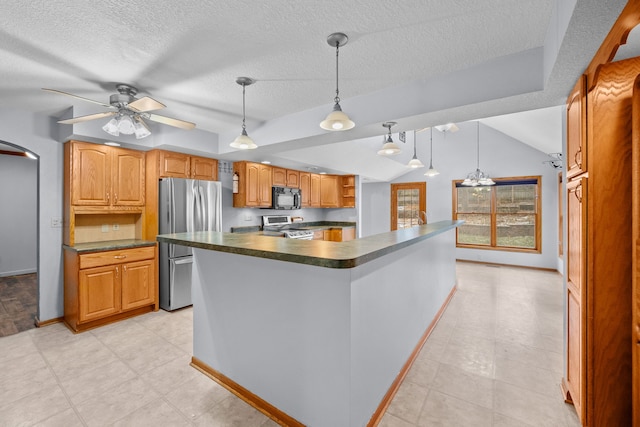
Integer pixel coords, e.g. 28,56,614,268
112,224,119,231
244,215,252,221
50,218,62,228
101,224,109,233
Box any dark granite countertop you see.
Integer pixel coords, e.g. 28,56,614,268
230,221,356,234
63,239,157,253
157,220,462,269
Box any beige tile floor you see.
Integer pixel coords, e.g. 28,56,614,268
0,262,579,426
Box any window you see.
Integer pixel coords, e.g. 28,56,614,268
453,176,541,253
391,182,426,230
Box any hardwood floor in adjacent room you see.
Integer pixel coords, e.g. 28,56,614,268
0,263,579,426
0,273,37,337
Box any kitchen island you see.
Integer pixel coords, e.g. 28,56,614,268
157,220,461,426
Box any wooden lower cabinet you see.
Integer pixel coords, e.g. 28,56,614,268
322,227,356,242
64,245,158,332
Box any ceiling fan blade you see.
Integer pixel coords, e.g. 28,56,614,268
128,96,166,112
42,88,114,109
57,111,116,124
146,113,196,130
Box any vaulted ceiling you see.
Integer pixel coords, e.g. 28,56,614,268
0,0,630,181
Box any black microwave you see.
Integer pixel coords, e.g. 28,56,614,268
272,186,301,210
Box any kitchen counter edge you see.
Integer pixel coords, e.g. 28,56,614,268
63,239,157,253
157,220,462,269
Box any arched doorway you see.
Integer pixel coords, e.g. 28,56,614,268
0,141,39,336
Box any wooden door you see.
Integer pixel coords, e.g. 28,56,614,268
300,172,311,207
121,259,155,311
310,174,321,207
391,182,426,230
78,265,120,322
567,76,587,179
320,175,340,208
71,142,111,206
191,156,217,181
272,167,287,187
159,151,190,178
286,169,300,188
112,148,145,206
258,164,273,207
564,176,587,423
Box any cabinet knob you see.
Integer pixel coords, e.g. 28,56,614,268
114,255,127,259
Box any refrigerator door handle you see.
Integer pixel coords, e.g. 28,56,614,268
173,257,194,265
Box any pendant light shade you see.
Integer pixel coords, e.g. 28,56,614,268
461,122,494,186
320,32,354,131
378,122,401,156
407,130,424,168
424,127,440,176
230,77,257,150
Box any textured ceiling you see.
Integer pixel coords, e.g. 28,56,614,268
0,0,630,180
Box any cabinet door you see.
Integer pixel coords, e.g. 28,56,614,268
320,175,340,208
71,143,111,206
191,156,217,181
245,163,261,207
567,76,587,179
112,148,145,206
121,259,155,311
159,151,190,178
272,167,287,187
565,177,587,423
78,265,121,323
300,172,311,207
310,174,321,207
341,227,355,241
286,170,300,188
259,164,273,207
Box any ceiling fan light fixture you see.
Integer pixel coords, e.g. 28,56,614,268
320,32,354,131
117,115,135,135
102,117,120,136
133,117,151,139
230,77,257,150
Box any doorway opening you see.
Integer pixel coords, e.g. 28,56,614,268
0,141,39,337
390,182,426,231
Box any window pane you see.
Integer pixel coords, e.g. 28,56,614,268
496,184,536,213
457,214,491,245
456,187,491,213
397,188,420,229
496,213,536,248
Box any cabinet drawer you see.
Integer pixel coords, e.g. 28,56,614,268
80,246,155,269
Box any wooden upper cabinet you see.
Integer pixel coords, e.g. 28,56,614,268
112,149,145,206
320,174,340,208
310,173,321,207
341,175,355,208
567,75,587,179
191,156,218,181
272,167,287,186
286,169,300,188
68,141,144,207
158,150,218,181
159,151,190,178
233,161,272,208
300,172,311,207
70,142,111,206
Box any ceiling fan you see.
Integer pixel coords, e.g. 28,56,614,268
43,84,196,138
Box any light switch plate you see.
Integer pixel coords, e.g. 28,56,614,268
101,224,109,232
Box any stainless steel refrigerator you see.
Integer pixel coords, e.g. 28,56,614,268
158,177,222,311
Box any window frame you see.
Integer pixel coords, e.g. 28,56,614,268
452,175,542,253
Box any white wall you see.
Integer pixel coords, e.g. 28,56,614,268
0,153,37,276
0,108,64,322
361,121,561,269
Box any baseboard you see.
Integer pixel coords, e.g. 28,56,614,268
0,269,37,278
35,316,63,327
190,357,305,427
367,283,458,427
456,258,560,273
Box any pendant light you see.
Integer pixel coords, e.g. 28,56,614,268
230,77,257,150
319,32,355,131
424,127,440,176
378,122,401,156
407,130,425,168
461,122,495,186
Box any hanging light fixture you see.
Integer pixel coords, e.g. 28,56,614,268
230,77,258,150
320,32,355,131
461,122,495,186
407,130,424,168
378,122,401,156
424,127,440,176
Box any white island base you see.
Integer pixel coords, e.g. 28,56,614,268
182,225,457,426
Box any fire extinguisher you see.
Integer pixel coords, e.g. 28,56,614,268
232,172,239,194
